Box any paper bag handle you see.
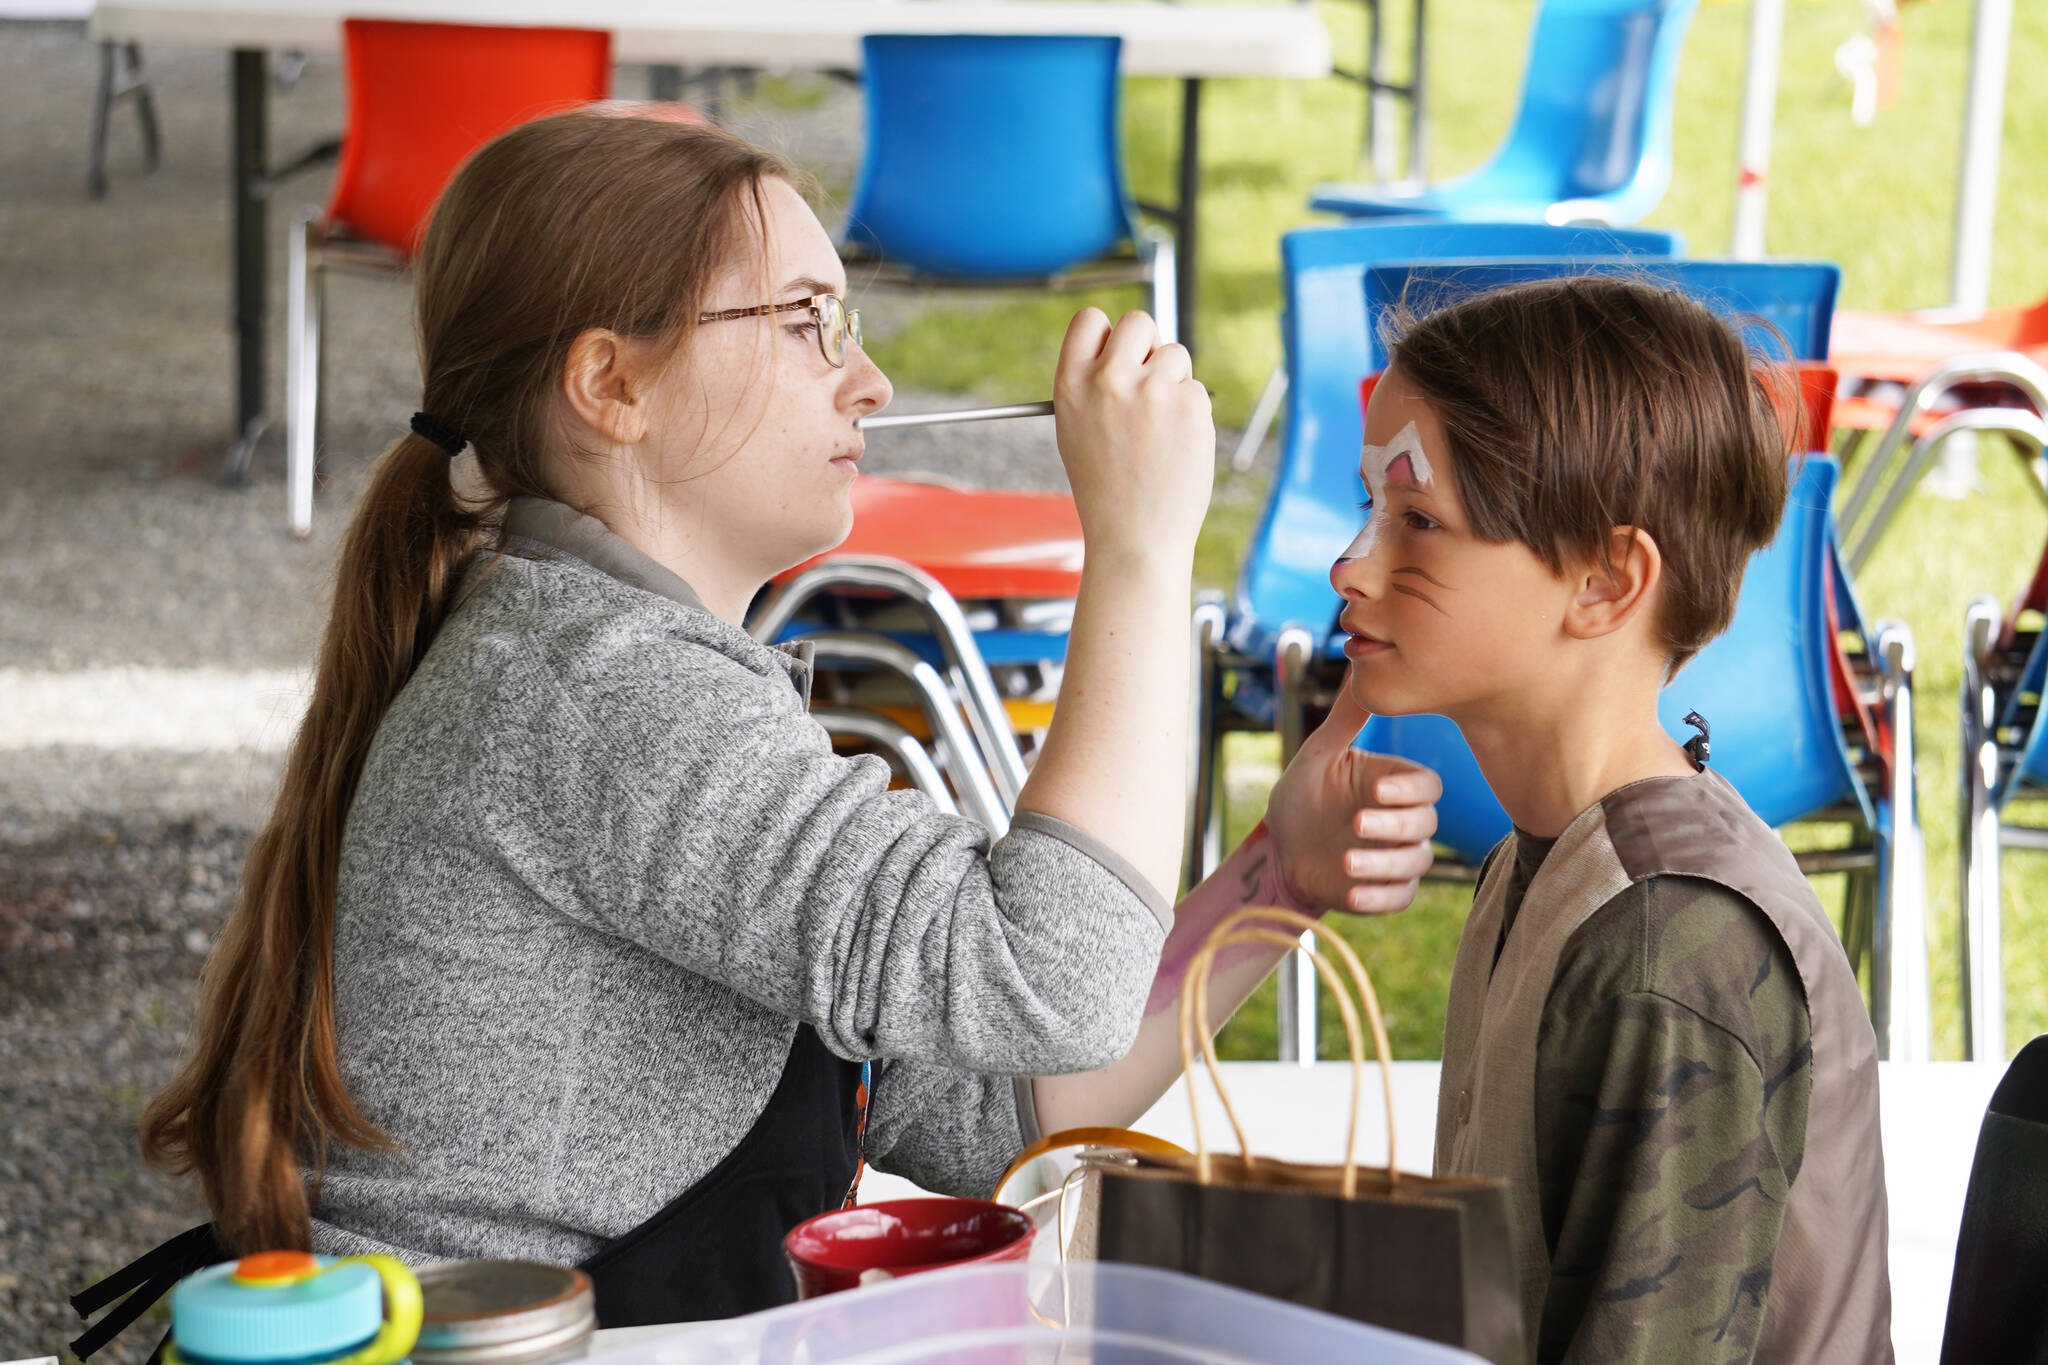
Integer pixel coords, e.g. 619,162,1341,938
1177,906,1399,1200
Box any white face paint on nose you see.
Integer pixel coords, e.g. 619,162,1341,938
1337,420,1436,563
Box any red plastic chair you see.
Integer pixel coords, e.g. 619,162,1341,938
286,20,703,536
1827,295,2048,446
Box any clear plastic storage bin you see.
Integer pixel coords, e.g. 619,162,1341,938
586,1260,1482,1364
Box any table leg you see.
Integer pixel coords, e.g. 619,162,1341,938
225,48,269,483
1176,78,1201,358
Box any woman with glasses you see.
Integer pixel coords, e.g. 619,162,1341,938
103,113,1439,1332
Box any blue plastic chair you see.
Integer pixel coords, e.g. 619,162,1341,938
843,34,1174,332
1959,544,2048,1061
1309,0,1699,228
1362,257,1841,364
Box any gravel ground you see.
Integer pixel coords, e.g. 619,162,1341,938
0,21,1237,1362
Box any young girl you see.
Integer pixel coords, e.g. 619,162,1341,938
89,111,1441,1333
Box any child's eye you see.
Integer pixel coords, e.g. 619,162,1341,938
1404,509,1440,531
1356,499,1373,514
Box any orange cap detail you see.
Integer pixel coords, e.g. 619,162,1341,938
232,1251,321,1286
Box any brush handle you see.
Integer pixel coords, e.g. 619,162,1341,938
857,400,1055,431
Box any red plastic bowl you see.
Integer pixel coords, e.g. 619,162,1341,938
783,1197,1035,1299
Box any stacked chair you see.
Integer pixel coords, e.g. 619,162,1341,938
1307,0,1698,228
1195,242,1933,1061
1235,0,1700,470
1960,534,2048,1062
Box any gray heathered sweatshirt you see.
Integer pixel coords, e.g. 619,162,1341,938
308,497,1170,1266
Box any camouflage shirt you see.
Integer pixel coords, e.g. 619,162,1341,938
1494,831,1814,1365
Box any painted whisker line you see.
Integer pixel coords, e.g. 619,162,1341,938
1391,583,1449,616
1392,566,1452,590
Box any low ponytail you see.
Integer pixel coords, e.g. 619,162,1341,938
140,110,793,1253
140,433,484,1251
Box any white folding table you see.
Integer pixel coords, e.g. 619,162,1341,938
87,0,1333,469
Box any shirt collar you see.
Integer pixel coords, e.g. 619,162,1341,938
501,497,706,613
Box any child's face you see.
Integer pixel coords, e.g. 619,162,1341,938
1328,370,1580,721
641,177,893,580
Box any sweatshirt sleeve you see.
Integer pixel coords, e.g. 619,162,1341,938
498,624,1170,1079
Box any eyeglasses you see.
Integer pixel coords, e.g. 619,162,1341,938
696,293,863,368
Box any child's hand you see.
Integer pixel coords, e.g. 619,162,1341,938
1052,308,1214,564
1263,671,1441,914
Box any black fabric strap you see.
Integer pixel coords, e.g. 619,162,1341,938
70,1223,227,1360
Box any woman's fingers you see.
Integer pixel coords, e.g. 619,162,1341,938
1348,878,1425,915
1355,799,1438,846
1344,842,1435,882
1056,307,1114,378
1100,309,1161,374
1145,340,1195,386
1371,764,1442,809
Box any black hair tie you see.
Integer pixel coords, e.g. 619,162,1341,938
1682,710,1711,769
410,411,467,456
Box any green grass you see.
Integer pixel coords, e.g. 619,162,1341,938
848,0,2048,1060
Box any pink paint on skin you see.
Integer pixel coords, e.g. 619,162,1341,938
1143,823,1325,1017
1335,420,1437,567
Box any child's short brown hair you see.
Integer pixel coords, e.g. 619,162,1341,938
1384,274,1797,669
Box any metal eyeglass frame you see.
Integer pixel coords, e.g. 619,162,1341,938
695,294,862,368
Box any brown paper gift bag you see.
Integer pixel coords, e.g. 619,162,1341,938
1093,907,1527,1365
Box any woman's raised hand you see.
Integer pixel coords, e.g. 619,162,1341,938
1052,308,1214,563
1264,669,1442,914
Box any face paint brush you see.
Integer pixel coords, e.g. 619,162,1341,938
857,400,1055,431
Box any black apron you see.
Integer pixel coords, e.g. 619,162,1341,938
581,1023,866,1326
70,1023,868,1353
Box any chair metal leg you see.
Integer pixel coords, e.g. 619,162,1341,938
127,45,161,172
286,211,324,539
1846,407,2048,570
1872,620,1930,1060
1960,597,2005,1060
1230,365,1289,473
87,42,115,198
814,707,958,814
1273,624,1319,1065
802,634,1011,836
1185,593,1228,891
1143,225,1179,347
1838,353,2048,566
751,558,1030,806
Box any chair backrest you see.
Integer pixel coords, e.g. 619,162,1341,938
1940,1034,2048,1363
1483,0,1698,218
844,35,1135,278
1358,457,1861,862
1364,258,1841,364
328,20,611,254
1234,222,1682,636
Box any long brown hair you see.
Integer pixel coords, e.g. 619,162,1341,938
140,111,794,1253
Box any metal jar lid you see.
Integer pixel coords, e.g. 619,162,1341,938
411,1261,594,1365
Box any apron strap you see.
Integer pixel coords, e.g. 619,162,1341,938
70,1223,227,1360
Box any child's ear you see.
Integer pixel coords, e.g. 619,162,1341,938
1561,526,1664,642
561,327,652,446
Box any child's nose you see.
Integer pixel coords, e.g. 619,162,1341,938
1329,533,1386,600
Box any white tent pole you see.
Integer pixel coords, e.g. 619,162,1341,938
1950,0,2012,313
1729,0,1785,259
1935,0,2014,491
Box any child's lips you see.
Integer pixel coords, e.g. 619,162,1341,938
1338,616,1390,657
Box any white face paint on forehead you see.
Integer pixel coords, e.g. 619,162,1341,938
1337,420,1436,563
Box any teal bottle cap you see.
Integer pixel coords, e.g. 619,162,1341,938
172,1256,384,1364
